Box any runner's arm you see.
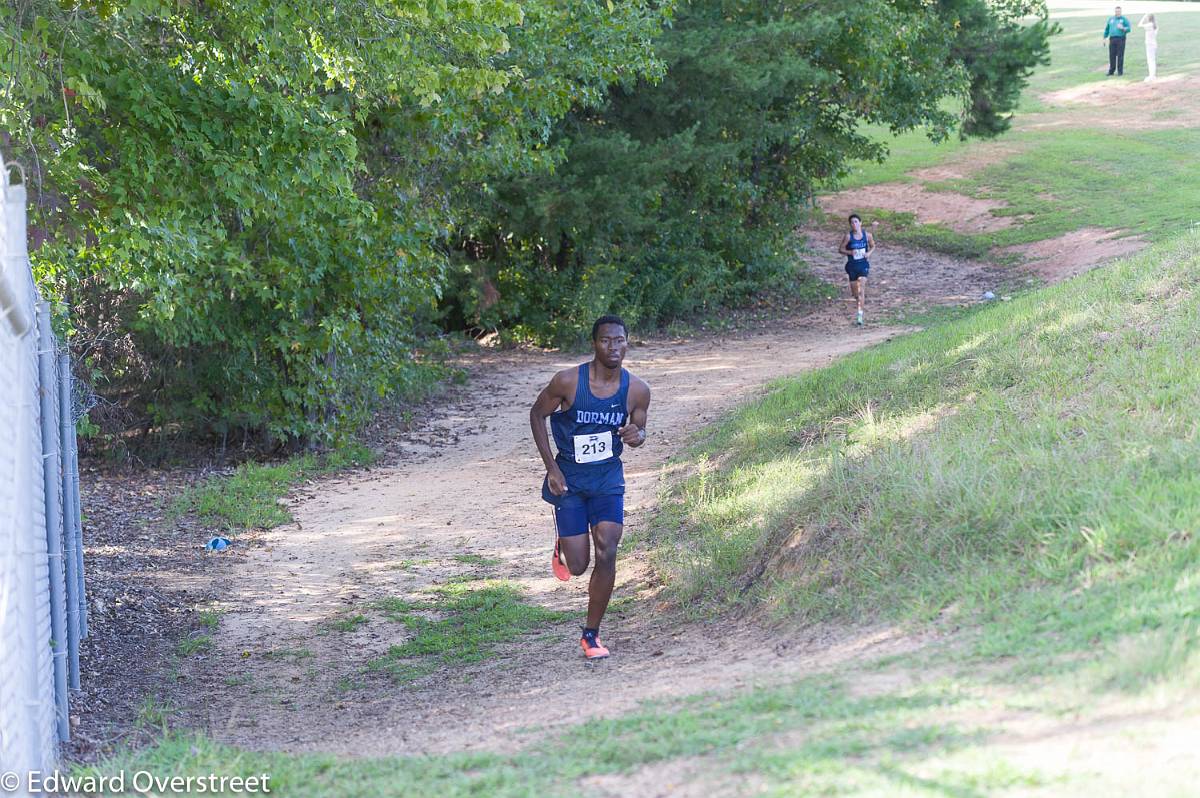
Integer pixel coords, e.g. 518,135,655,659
837,234,852,257
866,232,876,258
531,370,574,493
619,378,651,448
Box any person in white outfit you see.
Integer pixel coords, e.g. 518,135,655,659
1138,13,1158,81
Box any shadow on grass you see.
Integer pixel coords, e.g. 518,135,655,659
81,674,1009,798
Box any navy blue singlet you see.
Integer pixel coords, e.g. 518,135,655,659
845,229,869,268
546,363,629,497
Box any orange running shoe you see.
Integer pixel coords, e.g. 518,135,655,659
552,539,571,582
580,629,609,659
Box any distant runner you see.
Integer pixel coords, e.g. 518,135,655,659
530,315,651,659
838,213,875,326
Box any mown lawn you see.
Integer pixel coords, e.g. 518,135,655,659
835,3,1200,249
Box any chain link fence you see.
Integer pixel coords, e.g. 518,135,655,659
1,155,87,790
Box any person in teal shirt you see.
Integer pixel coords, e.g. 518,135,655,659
1103,6,1132,76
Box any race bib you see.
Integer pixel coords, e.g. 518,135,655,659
574,432,614,464
852,249,865,260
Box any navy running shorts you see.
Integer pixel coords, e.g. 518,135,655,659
548,492,624,537
542,459,625,535
846,261,870,281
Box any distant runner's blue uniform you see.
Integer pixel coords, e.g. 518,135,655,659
845,229,870,281
543,363,628,536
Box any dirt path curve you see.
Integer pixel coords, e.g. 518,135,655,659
184,245,1009,758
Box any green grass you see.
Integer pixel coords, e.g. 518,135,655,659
1027,7,1200,98
176,635,213,657
197,609,222,630
372,596,420,621
452,553,503,567
134,696,175,733
334,676,366,694
652,232,1200,685
879,300,999,329
833,208,997,261
836,120,976,190
847,125,1200,257
942,127,1200,248
172,441,376,532
81,673,1029,797
367,581,572,683
323,614,368,633
261,648,314,662
387,558,431,571
833,6,1200,252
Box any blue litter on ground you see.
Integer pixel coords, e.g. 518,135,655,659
204,536,232,551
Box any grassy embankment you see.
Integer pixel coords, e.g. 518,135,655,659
658,232,1200,671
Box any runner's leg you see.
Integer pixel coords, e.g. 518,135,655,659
559,532,591,576
554,493,592,576
586,521,623,628
857,277,867,312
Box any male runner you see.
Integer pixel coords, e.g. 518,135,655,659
838,213,875,325
529,314,651,659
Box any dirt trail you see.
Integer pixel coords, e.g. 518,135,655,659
178,245,1009,757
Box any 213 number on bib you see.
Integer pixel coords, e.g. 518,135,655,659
574,432,614,464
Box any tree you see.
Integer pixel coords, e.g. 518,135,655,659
2,0,669,446
449,0,1054,341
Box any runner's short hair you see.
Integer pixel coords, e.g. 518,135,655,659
848,213,861,223
592,314,627,341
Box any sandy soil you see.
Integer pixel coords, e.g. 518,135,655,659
907,142,1023,183
817,188,1143,282
1038,74,1200,131
170,244,1012,758
803,232,1019,312
999,227,1147,281
821,182,1017,233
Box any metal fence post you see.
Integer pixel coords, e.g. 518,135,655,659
69,388,88,642
59,352,82,690
36,301,70,742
